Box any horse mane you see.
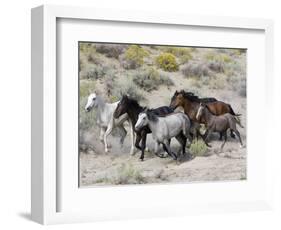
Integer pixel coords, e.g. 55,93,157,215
180,90,217,103
146,110,159,122
180,90,202,102
95,95,106,108
125,97,143,111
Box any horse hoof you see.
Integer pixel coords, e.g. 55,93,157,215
130,149,136,155
139,158,144,161
105,149,109,153
240,145,244,148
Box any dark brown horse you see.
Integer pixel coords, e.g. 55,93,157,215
113,95,174,161
170,90,240,139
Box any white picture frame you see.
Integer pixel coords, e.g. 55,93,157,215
31,5,274,225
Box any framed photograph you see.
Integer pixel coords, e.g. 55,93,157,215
31,5,274,225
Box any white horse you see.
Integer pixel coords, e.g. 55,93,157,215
135,110,192,160
85,93,135,154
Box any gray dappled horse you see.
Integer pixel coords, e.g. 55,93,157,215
135,110,192,160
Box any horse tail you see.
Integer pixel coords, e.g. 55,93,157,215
234,116,244,128
182,115,192,141
182,118,187,136
227,104,235,115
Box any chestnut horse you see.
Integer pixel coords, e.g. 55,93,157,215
170,90,240,139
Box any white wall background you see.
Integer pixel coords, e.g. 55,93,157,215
0,0,280,229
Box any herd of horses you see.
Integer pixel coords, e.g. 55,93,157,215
84,90,244,161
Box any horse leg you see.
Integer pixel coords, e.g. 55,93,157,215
233,129,243,148
135,133,142,150
204,129,213,147
197,130,210,147
118,125,127,146
162,143,173,159
129,120,136,155
99,127,105,143
220,131,227,150
154,142,160,155
139,131,147,161
103,121,114,153
162,140,177,160
219,132,223,140
230,130,236,138
175,133,187,159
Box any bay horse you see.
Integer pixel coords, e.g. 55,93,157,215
170,90,240,139
135,109,192,160
196,103,244,150
113,95,173,161
85,93,135,155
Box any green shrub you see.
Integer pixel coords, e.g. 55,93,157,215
228,49,246,56
225,53,246,77
79,64,114,80
208,75,226,90
162,47,194,56
80,80,96,97
111,79,145,102
162,47,193,64
156,53,179,72
113,163,146,185
95,44,125,58
79,42,103,65
205,52,232,63
132,67,174,92
123,45,149,69
79,53,88,72
79,43,101,70
208,61,224,73
93,164,146,185
179,54,193,65
181,61,211,78
80,42,96,53
190,139,208,156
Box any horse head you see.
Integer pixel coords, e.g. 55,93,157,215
135,112,149,131
113,95,129,119
170,90,185,109
85,93,98,112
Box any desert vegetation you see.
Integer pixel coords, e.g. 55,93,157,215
79,42,247,186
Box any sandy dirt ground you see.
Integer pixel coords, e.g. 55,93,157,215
80,73,247,186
